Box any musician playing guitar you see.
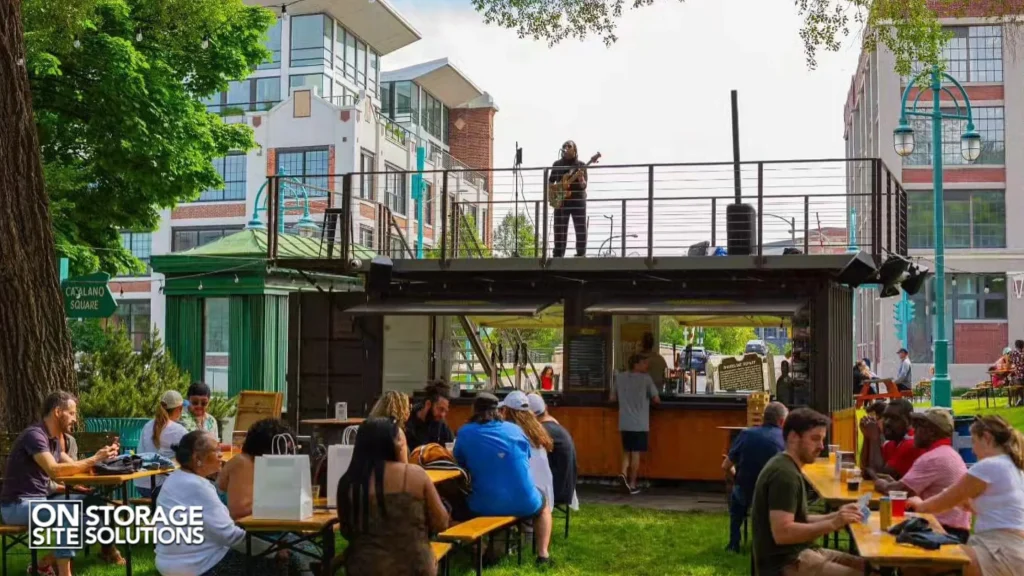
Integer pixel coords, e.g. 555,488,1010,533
548,140,591,257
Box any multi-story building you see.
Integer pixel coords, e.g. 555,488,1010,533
109,1,498,387
844,5,1024,382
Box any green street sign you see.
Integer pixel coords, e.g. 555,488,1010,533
63,272,118,318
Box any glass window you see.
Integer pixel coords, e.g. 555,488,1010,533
120,232,152,275
905,106,1004,166
909,25,1003,83
200,154,247,202
907,190,1005,249
954,274,1007,319
345,33,356,81
385,164,407,215
255,77,280,111
410,83,419,125
277,147,329,197
356,40,366,88
258,19,282,70
359,150,375,201
172,227,243,252
290,15,330,67
442,106,449,144
367,50,378,96
359,226,374,248
113,301,151,352
289,74,330,97
380,82,392,117
204,298,230,393
322,16,333,67
395,81,413,121
226,81,251,111
334,25,345,70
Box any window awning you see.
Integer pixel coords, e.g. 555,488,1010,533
584,298,804,327
343,297,555,316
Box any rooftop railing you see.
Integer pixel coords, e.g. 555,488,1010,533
261,158,907,267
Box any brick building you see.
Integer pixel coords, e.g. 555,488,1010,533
844,4,1024,382
109,1,497,392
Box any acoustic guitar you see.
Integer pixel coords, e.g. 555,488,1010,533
547,152,601,209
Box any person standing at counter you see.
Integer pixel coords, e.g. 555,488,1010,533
611,354,661,495
641,332,667,390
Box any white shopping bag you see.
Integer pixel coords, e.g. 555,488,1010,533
252,434,313,521
326,444,354,508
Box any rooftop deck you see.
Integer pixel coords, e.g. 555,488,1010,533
266,157,906,284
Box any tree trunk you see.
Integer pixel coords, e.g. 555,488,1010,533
0,0,76,432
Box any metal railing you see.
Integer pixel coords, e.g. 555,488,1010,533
263,157,907,266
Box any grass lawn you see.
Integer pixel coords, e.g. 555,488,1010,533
4,504,750,576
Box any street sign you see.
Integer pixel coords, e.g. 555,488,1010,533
63,272,117,318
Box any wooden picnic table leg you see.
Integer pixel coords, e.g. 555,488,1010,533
121,481,133,576
245,533,252,572
320,526,335,576
475,539,483,576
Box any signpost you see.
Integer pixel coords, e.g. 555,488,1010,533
63,272,117,318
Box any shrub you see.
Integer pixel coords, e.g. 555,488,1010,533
77,326,190,418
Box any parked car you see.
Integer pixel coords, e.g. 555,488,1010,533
744,340,768,356
678,346,708,374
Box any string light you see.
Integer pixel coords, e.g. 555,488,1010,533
198,281,203,291
201,35,210,50
135,28,143,42
73,39,81,49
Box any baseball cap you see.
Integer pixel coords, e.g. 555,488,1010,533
160,390,184,410
527,393,546,416
911,407,954,436
498,391,531,412
472,392,499,412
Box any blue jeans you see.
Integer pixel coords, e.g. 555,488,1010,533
727,486,748,551
0,496,83,559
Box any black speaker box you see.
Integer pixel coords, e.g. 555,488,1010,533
726,203,756,256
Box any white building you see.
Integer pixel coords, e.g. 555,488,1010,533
109,0,498,391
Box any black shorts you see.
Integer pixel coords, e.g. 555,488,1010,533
621,431,649,452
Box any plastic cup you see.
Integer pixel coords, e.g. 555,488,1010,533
890,491,908,517
828,445,839,464
445,442,455,452
846,469,862,492
312,485,321,501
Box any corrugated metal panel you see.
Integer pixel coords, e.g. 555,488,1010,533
810,282,854,414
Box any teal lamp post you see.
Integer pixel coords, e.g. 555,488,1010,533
248,171,320,236
894,64,982,408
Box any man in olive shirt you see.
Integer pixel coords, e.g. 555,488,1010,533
751,408,865,576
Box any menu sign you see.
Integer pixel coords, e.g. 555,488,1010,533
567,329,607,390
718,354,768,392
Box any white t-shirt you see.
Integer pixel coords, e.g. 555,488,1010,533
528,445,555,509
136,419,188,490
967,454,1024,533
155,470,270,576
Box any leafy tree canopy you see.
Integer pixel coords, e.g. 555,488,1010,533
470,0,1021,74
493,212,538,257
23,0,274,275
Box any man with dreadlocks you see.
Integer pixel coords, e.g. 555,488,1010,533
549,140,590,257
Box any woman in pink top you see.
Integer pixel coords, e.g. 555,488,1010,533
875,408,971,542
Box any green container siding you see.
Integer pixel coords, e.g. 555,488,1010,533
83,418,150,452
166,296,205,382
228,295,288,401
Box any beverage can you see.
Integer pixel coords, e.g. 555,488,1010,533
880,497,892,530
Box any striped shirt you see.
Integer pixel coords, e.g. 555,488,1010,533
900,442,971,530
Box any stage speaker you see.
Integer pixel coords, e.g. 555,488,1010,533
900,264,930,295
726,203,756,256
367,255,393,296
836,255,876,287
783,247,803,255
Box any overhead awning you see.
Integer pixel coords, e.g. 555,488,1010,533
343,297,555,316
471,304,565,329
585,298,803,327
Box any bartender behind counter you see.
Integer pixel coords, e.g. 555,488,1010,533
641,332,667,391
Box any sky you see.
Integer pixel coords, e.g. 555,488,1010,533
384,0,867,248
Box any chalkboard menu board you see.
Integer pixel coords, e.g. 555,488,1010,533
567,331,607,390
719,354,768,392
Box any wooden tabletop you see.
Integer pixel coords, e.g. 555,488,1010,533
802,460,879,505
426,469,461,484
58,467,170,486
716,426,749,431
300,418,365,427
236,510,339,533
849,513,970,568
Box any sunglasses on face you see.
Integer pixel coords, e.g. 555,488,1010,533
191,399,209,407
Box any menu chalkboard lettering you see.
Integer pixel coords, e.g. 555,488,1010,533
568,333,607,390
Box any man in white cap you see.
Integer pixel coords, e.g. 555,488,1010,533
527,393,578,512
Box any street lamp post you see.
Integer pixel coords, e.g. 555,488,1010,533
894,64,982,408
762,212,796,244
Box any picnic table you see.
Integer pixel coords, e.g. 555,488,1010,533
301,418,366,447
802,459,879,549
59,467,173,576
849,513,970,575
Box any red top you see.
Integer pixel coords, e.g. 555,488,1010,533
541,375,554,391
881,436,926,478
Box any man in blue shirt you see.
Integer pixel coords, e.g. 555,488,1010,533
722,402,787,552
454,393,554,566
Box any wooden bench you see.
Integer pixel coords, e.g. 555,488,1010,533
437,516,517,576
1,524,38,576
432,542,453,576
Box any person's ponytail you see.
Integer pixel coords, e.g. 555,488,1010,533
971,415,1024,471
153,402,170,447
